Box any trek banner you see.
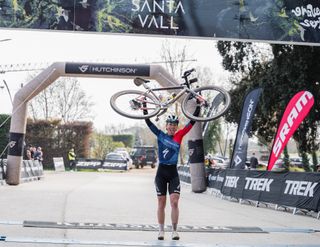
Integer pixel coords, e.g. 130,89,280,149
267,91,314,171
230,88,263,169
1,1,320,45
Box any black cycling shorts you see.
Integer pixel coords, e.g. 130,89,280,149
155,165,180,196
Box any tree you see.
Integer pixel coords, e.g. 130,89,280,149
90,132,119,160
28,77,94,123
203,119,221,155
217,41,320,169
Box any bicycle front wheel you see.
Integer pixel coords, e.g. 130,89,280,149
182,86,231,122
110,90,161,119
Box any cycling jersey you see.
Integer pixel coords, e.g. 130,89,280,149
145,118,196,165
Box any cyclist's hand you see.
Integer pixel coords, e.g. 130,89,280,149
196,95,205,105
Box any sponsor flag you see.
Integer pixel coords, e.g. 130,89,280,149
230,88,263,169
267,91,314,171
202,93,225,136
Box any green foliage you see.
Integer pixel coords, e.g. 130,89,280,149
217,41,320,168
26,119,93,169
95,1,131,32
111,134,134,148
0,114,10,158
203,120,221,155
90,132,130,159
282,146,289,171
90,133,114,160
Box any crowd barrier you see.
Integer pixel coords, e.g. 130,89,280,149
0,159,44,185
178,165,320,219
76,158,129,171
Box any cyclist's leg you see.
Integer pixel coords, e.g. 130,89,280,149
169,175,180,240
155,173,167,224
169,176,180,222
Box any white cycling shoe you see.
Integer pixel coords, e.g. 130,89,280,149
172,231,180,240
158,230,165,240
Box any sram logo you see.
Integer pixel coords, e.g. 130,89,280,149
284,180,318,197
273,91,313,157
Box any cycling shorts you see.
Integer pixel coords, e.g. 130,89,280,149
155,165,180,196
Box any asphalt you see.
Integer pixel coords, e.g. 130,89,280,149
0,168,319,247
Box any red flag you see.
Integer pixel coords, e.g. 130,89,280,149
267,91,314,171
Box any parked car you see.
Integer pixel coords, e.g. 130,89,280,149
271,158,288,172
104,152,130,170
205,154,229,169
130,146,157,169
289,157,306,172
212,156,229,169
115,150,133,169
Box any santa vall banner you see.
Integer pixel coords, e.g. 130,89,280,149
1,0,320,45
267,91,314,171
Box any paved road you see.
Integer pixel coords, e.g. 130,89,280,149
0,168,319,247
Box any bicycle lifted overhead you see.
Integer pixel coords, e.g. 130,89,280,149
110,69,231,122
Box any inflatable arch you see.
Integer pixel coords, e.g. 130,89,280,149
6,62,206,192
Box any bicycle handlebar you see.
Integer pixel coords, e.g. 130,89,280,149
182,68,196,88
182,68,195,79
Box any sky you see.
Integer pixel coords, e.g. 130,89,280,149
0,28,228,131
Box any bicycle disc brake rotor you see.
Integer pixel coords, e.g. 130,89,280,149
184,88,229,121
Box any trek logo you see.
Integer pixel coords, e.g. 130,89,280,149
273,91,314,157
79,65,89,73
284,180,318,197
8,141,16,148
245,178,273,192
224,176,239,188
163,148,169,158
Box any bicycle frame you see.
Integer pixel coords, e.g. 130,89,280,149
136,82,204,118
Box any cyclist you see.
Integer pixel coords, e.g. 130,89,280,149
144,105,200,241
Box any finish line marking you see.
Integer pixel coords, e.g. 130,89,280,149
1,236,320,247
0,220,319,234
22,220,266,233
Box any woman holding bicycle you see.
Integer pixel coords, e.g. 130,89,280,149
144,105,199,241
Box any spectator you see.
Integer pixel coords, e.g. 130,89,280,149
30,145,36,159
68,148,77,171
26,148,32,160
34,146,43,163
250,152,258,170
24,145,33,160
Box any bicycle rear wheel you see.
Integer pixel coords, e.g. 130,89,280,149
110,90,161,119
182,86,231,122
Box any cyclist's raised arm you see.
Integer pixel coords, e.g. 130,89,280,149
143,102,160,136
187,105,200,126
174,105,200,142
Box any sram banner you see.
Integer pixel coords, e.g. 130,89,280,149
268,91,314,171
1,1,320,45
